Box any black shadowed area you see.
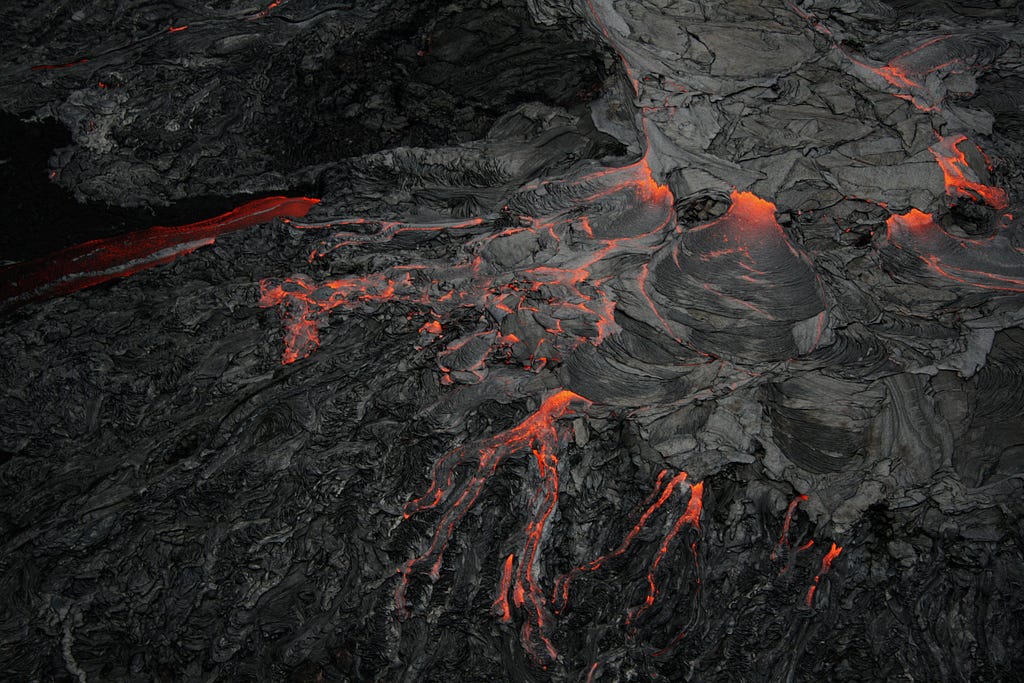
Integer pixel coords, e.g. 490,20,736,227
0,112,316,261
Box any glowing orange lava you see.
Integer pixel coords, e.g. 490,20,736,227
30,58,89,71
0,196,319,311
259,268,432,364
629,481,703,625
493,553,515,623
726,190,781,231
771,493,809,565
805,543,843,607
419,319,442,336
395,389,589,664
260,155,677,374
553,469,691,613
818,30,961,113
889,207,936,233
247,0,905,666
930,135,1009,210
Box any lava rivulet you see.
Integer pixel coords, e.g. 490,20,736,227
806,543,844,607
930,134,1009,210
395,389,588,664
552,469,698,615
628,480,703,626
772,493,815,573
0,196,318,312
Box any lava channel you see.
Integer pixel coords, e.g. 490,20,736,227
0,195,319,312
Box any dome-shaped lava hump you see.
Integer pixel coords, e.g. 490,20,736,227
761,374,887,474
504,158,676,242
884,209,1024,293
645,191,827,364
576,160,676,241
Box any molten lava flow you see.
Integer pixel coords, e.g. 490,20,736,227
552,469,690,613
725,190,784,233
628,481,703,625
930,135,1009,210
260,155,677,377
793,13,962,114
805,543,843,607
248,0,283,19
30,58,89,71
260,249,623,370
772,494,808,556
0,196,319,311
885,210,1024,292
771,494,817,575
772,494,807,560
493,553,515,623
872,63,920,90
643,188,827,364
259,267,434,364
395,389,589,664
419,319,442,336
844,51,940,111
672,190,801,272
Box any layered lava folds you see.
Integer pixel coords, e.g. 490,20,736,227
885,209,1024,292
259,156,678,377
644,191,826,364
761,374,887,474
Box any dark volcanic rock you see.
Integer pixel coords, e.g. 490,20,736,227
1,0,1023,681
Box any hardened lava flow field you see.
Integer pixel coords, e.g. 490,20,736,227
1,0,1022,681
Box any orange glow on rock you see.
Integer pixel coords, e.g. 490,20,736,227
930,135,1009,210
553,469,690,612
771,493,808,563
419,319,442,335
888,208,935,233
1,196,319,311
260,153,680,374
805,542,843,607
727,190,780,230
551,471,703,631
394,389,588,664
30,58,88,71
493,553,515,623
831,34,962,112
259,268,429,364
885,210,1024,292
629,481,703,624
